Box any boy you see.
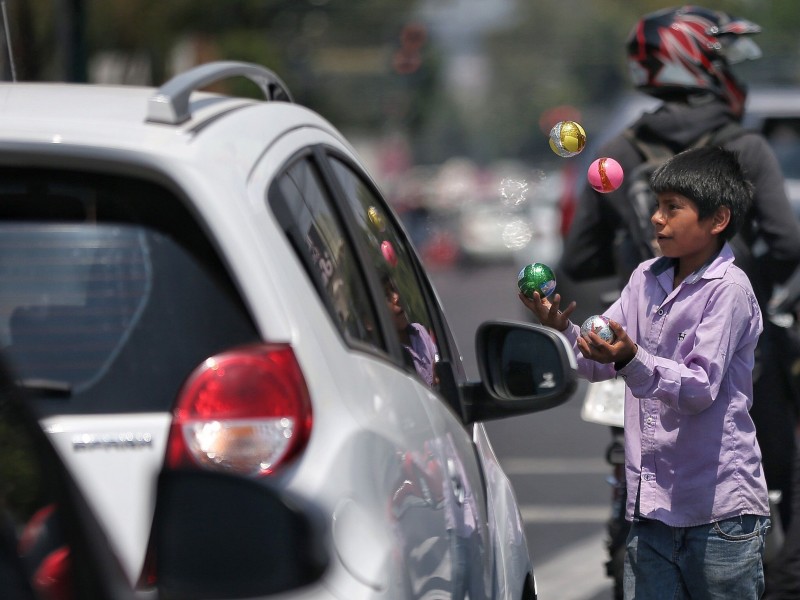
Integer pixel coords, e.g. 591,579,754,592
521,146,771,599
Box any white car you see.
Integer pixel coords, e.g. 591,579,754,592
0,61,578,599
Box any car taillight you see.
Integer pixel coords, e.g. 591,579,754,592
33,546,71,600
166,344,312,477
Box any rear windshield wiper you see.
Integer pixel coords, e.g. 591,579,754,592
16,378,72,398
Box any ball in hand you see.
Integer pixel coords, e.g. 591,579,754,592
518,262,557,299
580,315,616,343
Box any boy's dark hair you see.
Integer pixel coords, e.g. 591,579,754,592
650,145,754,240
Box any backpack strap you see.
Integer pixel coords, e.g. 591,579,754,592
620,129,672,261
622,128,674,162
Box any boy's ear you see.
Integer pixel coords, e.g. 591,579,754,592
710,206,731,235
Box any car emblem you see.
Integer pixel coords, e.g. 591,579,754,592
72,432,153,451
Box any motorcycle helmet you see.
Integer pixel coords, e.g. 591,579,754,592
626,6,762,117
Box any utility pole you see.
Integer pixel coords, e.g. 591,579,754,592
58,0,87,82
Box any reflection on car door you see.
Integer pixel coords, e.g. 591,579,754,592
326,154,493,599
265,142,460,597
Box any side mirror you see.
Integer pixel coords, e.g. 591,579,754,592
152,470,328,599
463,320,578,423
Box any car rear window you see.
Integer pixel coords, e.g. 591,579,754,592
0,169,259,416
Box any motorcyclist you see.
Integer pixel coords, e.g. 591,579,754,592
559,6,800,598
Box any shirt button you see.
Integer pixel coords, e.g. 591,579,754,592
658,309,664,315
646,417,654,425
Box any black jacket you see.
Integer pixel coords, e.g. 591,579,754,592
560,96,800,309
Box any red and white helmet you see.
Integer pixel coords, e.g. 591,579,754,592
626,6,762,117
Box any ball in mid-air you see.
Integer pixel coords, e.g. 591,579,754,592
381,240,398,267
580,315,616,344
517,262,557,299
367,206,385,232
549,120,587,158
587,157,624,193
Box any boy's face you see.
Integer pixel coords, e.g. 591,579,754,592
385,288,410,330
651,192,729,268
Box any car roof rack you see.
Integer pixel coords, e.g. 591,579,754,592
146,61,294,125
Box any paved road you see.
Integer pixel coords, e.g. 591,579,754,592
429,262,618,600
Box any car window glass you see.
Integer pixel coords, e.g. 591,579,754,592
270,157,383,350
0,169,260,415
1,225,150,389
328,156,440,387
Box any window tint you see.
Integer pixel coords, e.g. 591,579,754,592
270,157,382,349
0,169,259,415
1,226,149,387
328,157,440,387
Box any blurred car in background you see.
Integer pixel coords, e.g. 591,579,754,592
458,168,564,269
747,87,800,221
424,158,562,268
388,158,564,270
0,60,579,599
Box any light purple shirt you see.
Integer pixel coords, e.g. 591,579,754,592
406,322,438,386
562,243,769,526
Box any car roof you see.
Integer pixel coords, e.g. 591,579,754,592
0,64,370,347
0,77,344,171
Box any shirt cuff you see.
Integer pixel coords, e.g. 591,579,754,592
560,320,579,344
615,343,654,386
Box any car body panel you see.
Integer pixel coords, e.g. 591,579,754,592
244,128,502,597
39,413,172,580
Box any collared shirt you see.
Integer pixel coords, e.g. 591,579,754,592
562,243,769,526
405,322,438,387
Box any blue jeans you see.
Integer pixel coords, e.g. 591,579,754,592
623,515,770,599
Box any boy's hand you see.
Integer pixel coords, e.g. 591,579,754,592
577,319,637,367
518,292,575,332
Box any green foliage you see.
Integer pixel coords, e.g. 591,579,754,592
0,401,43,522
6,0,800,163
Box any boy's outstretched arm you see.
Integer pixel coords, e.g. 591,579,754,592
518,291,576,332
